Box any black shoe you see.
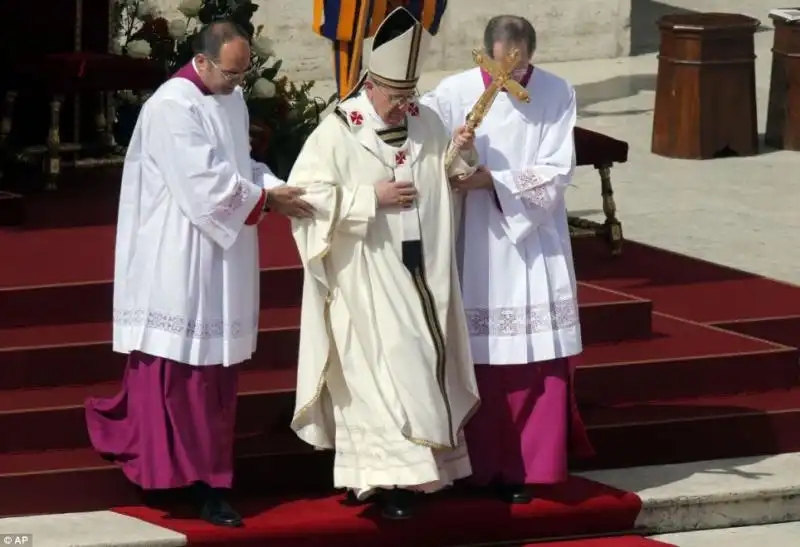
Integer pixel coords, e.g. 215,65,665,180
496,483,533,504
193,483,243,527
379,488,415,520
341,489,370,506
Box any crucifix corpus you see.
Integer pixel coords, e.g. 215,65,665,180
444,47,531,169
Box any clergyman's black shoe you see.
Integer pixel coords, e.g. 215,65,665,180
379,488,415,520
497,483,533,504
193,483,243,527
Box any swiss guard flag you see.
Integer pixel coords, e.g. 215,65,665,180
312,0,448,97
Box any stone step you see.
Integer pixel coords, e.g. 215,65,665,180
653,522,800,547
579,452,800,535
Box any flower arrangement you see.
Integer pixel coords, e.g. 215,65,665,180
112,0,336,179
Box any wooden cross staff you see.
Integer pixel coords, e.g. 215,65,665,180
444,47,531,169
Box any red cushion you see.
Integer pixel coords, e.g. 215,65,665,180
574,126,629,167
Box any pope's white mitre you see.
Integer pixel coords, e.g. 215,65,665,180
367,6,431,90
342,7,431,101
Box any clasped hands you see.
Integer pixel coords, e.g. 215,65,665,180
374,124,483,209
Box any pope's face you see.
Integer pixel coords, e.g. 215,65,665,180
491,40,532,81
366,82,418,125
196,37,252,95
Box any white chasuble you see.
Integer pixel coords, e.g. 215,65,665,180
422,67,582,366
287,93,480,496
113,79,282,367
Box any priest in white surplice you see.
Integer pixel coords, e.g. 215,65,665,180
422,15,594,504
288,7,481,519
84,22,312,527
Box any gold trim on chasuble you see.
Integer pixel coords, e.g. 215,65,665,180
291,183,342,423
293,108,470,452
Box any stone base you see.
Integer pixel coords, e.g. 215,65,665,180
580,452,800,534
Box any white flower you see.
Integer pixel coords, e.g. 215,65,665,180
126,39,152,59
177,0,203,17
252,36,274,58
251,78,276,99
136,1,152,17
168,19,187,39
111,40,123,55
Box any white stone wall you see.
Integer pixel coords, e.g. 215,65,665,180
151,0,776,81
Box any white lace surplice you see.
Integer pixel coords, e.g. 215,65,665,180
113,79,282,366
423,67,582,365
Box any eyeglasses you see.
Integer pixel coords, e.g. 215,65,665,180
207,59,251,83
376,85,418,107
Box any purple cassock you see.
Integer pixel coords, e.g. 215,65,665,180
464,356,593,486
463,65,595,487
84,63,239,491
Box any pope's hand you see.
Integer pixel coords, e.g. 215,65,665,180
267,186,314,218
375,179,417,209
452,125,475,150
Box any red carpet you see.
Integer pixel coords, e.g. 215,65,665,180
114,478,642,547
3,176,800,545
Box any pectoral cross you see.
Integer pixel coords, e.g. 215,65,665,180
444,48,531,169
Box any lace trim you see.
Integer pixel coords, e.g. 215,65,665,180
465,299,579,337
513,169,543,193
512,169,550,209
113,308,258,340
200,180,252,225
520,186,549,208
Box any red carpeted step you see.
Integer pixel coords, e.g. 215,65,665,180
0,445,332,516
0,308,301,391
9,220,800,331
7,384,800,515
111,477,642,547
580,387,800,469
0,215,298,289
713,315,800,352
0,368,298,453
576,313,800,404
573,237,800,324
4,351,800,460
0,264,303,329
0,266,304,329
0,285,650,391
2,316,797,453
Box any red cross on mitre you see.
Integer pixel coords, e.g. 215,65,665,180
349,111,364,125
395,150,407,166
407,102,420,117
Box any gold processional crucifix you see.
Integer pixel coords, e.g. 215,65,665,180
444,47,531,170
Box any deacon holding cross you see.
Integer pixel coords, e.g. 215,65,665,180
84,21,312,528
422,15,594,504
287,7,481,520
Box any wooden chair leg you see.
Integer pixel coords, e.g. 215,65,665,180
598,165,623,255
0,91,16,145
45,95,64,190
105,91,116,149
0,91,17,183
